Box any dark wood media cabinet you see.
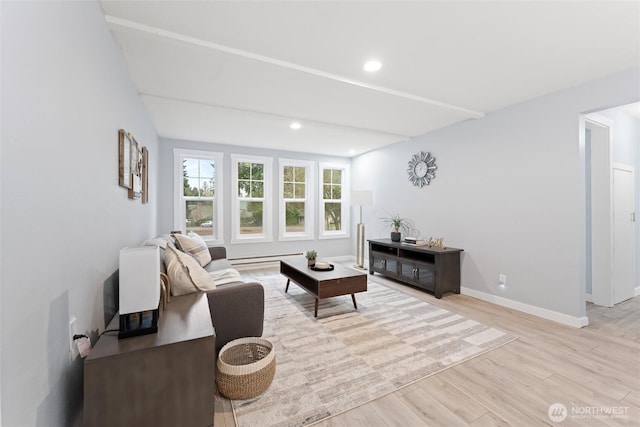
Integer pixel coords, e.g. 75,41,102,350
84,293,215,427
368,239,463,298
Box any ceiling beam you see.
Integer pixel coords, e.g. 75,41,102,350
140,93,412,140
105,15,485,120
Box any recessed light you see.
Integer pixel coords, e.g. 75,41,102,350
290,121,301,130
349,149,356,156
364,60,382,72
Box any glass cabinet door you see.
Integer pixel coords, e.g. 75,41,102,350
399,261,435,290
372,255,398,275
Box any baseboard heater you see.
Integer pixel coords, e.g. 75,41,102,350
228,252,303,267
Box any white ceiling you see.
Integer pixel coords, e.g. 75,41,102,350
101,1,640,157
619,102,640,119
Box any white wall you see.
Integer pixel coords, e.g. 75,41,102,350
0,0,3,423
157,138,353,260
1,2,158,426
353,67,639,322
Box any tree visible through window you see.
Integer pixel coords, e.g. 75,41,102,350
283,166,306,232
182,158,216,237
323,168,342,231
237,161,264,235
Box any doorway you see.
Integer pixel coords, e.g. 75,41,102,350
585,106,638,309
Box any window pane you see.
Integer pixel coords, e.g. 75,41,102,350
283,166,293,182
285,202,305,232
332,169,342,184
294,167,305,182
238,180,250,197
200,180,214,197
294,183,305,198
238,162,251,180
185,200,214,237
199,160,215,178
283,183,294,198
323,184,331,199
333,185,341,200
183,158,199,178
252,182,264,198
324,202,342,231
323,169,331,183
240,201,263,235
184,177,199,196
251,163,264,180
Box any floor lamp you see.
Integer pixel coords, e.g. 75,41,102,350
351,190,373,269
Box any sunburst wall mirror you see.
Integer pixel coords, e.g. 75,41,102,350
407,151,437,187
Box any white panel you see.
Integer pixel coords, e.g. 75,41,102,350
119,247,161,314
588,120,613,307
613,166,635,303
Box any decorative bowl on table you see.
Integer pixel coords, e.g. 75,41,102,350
311,261,333,271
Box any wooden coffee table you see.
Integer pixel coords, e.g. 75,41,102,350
280,258,367,317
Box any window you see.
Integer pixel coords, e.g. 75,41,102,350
174,149,224,243
279,159,314,241
319,163,350,239
231,155,273,243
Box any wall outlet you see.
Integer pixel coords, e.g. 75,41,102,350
499,274,507,286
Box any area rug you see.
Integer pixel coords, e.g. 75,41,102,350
232,272,515,427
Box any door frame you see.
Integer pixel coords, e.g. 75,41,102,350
585,113,615,307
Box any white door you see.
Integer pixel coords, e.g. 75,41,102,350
587,119,613,307
613,165,635,304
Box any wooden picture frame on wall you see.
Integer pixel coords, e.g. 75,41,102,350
128,134,142,200
142,146,149,204
118,129,132,189
119,128,149,203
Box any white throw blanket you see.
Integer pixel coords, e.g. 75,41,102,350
208,268,244,286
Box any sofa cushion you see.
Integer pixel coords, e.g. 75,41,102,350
205,258,234,272
173,233,212,267
165,246,216,296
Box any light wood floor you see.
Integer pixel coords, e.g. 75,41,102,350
215,266,640,426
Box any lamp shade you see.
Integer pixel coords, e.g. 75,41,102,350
351,190,373,207
119,246,160,315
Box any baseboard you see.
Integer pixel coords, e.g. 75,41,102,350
461,287,589,328
585,293,593,303
234,261,280,271
635,287,640,297
233,255,356,272
326,255,356,263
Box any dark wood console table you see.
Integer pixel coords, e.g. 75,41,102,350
368,239,463,298
84,292,215,427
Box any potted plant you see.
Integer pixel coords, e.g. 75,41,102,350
380,214,413,242
305,250,317,267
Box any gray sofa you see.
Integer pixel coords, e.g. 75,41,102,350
201,246,264,353
150,235,265,354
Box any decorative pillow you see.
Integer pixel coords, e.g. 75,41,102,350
165,246,216,296
142,236,174,249
172,233,212,267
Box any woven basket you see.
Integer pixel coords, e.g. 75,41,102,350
216,337,276,400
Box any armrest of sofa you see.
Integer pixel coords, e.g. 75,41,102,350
206,282,264,353
208,246,227,261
